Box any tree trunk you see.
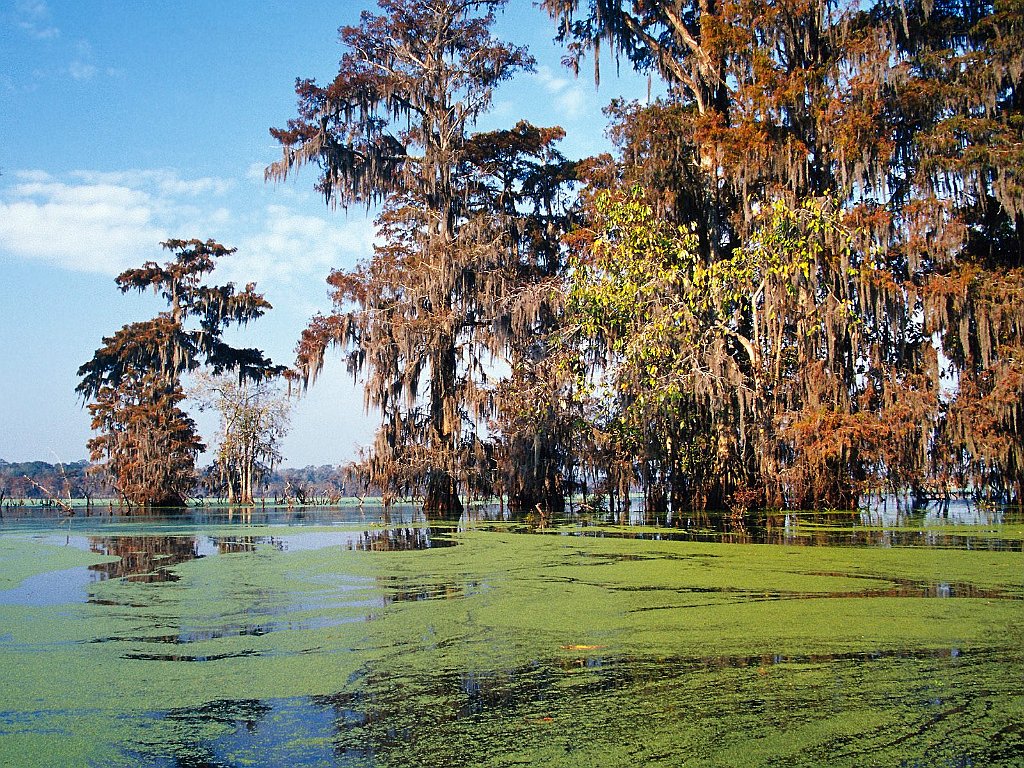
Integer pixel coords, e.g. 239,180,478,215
423,470,463,514
422,477,463,513
147,491,186,508
240,446,254,506
424,339,462,514
508,490,566,514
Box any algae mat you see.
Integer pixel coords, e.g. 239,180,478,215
0,514,1021,766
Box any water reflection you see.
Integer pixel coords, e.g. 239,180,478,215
125,698,363,767
570,499,1024,550
0,502,439,530
346,526,454,552
456,665,554,718
88,535,201,583
0,566,101,606
212,535,284,554
376,574,488,606
81,526,448,588
3,498,1019,551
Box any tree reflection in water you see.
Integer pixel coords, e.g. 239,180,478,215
88,534,287,585
211,535,284,554
572,503,1024,551
346,526,454,552
88,535,202,583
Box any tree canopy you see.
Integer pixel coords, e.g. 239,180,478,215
548,0,1024,508
258,0,1024,513
77,239,284,508
269,0,576,512
192,373,292,506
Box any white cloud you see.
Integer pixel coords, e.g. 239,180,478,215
533,65,590,119
536,67,572,94
68,60,97,80
13,180,151,210
227,206,378,295
14,169,56,183
0,167,378,312
15,0,59,39
68,169,233,197
18,20,59,39
208,207,231,225
0,169,235,275
160,175,234,198
68,39,97,80
246,162,269,182
488,98,514,120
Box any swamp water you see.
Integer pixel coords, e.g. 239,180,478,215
0,503,1021,767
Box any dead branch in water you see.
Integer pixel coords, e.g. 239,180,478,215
23,475,74,514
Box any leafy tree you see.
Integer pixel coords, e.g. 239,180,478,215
566,188,730,512
192,374,292,506
550,0,1024,507
77,239,283,508
269,0,575,512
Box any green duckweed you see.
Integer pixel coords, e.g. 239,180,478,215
0,511,1021,766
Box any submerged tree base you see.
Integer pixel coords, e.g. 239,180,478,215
508,491,566,515
422,472,463,515
137,493,188,509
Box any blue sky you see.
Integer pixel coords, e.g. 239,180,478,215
0,0,649,467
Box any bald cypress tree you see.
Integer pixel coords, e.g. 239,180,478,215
551,0,1024,507
269,0,575,512
78,239,282,508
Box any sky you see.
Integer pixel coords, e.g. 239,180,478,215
0,0,650,468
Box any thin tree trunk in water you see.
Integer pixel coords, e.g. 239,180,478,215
240,452,253,506
618,475,626,524
246,443,255,505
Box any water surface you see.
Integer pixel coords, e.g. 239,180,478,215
0,501,1021,766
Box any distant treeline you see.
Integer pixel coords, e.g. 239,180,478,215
0,460,109,505
0,459,367,504
197,463,375,504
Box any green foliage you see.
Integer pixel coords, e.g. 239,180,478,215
543,0,1024,509
566,186,876,510
77,240,283,508
569,187,702,407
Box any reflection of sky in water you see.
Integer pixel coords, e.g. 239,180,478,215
130,697,369,767
31,528,441,554
195,698,351,766
38,533,93,552
860,497,1006,527
0,565,102,606
275,530,384,551
0,530,394,608
1,499,1017,610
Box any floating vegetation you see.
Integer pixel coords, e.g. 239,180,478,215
0,508,1021,766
